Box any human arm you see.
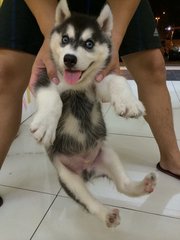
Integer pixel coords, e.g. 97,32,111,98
24,0,60,90
96,0,141,81
24,0,57,36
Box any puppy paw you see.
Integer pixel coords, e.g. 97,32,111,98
30,112,58,147
112,96,145,119
106,208,120,228
143,172,157,194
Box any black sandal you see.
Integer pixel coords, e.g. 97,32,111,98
0,196,3,207
156,163,180,180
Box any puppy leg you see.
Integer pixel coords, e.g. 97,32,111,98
53,157,120,228
96,74,145,118
95,143,157,197
30,83,62,147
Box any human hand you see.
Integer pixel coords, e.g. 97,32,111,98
29,37,59,92
95,48,121,82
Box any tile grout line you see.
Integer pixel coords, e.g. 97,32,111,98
58,194,180,221
0,183,61,197
108,132,180,141
109,132,154,139
29,188,62,240
172,81,180,103
103,104,111,116
107,203,180,220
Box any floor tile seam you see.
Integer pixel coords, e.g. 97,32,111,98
7,152,45,157
57,195,180,221
0,184,61,196
103,105,111,116
108,132,154,139
172,81,180,103
108,132,180,141
29,193,59,240
107,203,180,220
123,78,180,82
121,66,180,70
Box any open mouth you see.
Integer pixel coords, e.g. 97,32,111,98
63,62,94,85
64,69,83,85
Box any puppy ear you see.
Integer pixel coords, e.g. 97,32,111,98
97,4,113,37
55,0,71,26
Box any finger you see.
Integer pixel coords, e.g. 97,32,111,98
96,65,112,82
45,58,60,84
29,64,41,94
96,64,121,82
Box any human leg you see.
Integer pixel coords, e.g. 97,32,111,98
0,0,42,205
122,49,180,176
0,0,41,169
0,49,35,168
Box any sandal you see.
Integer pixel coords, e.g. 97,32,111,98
0,196,3,207
156,162,180,180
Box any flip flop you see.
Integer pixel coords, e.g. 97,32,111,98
0,196,3,207
156,162,180,180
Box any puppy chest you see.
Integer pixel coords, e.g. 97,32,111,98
53,90,107,154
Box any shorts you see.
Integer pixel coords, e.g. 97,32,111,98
0,0,43,55
0,0,161,56
119,0,161,56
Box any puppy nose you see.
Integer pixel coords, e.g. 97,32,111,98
64,54,77,68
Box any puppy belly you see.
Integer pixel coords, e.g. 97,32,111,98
55,144,102,174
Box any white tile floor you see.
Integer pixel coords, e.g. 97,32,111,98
1,80,180,240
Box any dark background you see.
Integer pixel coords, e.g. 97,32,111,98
150,0,180,26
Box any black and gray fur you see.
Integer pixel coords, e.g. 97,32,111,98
49,89,106,156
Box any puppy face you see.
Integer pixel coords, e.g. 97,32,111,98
50,0,112,85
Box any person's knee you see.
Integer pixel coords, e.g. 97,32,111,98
0,58,19,93
146,52,166,80
139,50,166,85
0,58,12,83
123,49,166,86
0,54,30,95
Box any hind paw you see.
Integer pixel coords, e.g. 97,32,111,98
143,172,157,193
106,208,120,228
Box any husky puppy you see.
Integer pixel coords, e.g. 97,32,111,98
31,0,156,228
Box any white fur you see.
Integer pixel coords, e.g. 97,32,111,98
49,32,62,68
61,114,86,143
53,156,120,226
66,24,75,39
97,4,113,36
81,29,94,41
53,142,156,227
96,74,146,118
55,0,71,26
30,83,63,147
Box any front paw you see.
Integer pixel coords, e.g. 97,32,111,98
112,95,145,118
30,112,58,147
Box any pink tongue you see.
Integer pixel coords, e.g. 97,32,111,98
64,70,82,85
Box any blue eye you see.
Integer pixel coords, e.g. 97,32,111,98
85,40,94,49
62,35,69,45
